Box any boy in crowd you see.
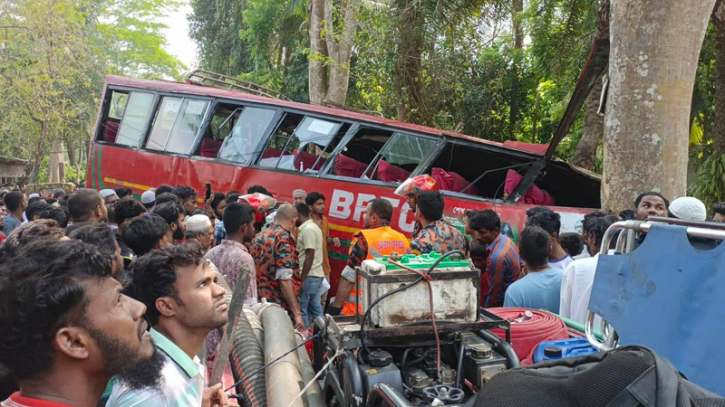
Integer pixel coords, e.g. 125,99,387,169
504,225,564,313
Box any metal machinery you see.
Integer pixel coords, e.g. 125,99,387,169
314,252,519,407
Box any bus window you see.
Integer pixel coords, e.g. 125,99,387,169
98,90,154,147
115,92,155,147
424,142,527,198
330,127,394,179
146,97,210,154
274,117,343,172
368,133,438,182
146,97,183,151
217,106,277,164
258,113,304,168
196,103,241,158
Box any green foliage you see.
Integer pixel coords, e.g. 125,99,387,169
690,153,725,209
0,0,183,183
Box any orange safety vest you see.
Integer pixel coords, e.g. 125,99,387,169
341,226,410,316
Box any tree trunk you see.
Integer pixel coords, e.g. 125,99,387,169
714,0,725,153
308,0,329,105
396,0,427,124
573,75,605,169
512,0,523,49
323,0,358,106
509,0,524,137
573,0,610,170
602,0,716,212
30,122,47,183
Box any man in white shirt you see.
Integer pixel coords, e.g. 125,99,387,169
295,203,326,327
560,215,619,324
107,241,228,407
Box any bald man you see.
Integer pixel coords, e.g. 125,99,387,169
250,204,305,330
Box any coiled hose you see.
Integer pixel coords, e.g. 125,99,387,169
230,308,267,407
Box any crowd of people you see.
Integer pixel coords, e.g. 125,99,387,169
0,179,722,407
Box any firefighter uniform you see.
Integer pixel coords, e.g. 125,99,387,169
340,225,410,315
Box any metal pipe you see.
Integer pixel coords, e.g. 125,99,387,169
365,383,415,407
256,303,305,407
295,333,325,407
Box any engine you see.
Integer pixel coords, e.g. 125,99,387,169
315,253,518,407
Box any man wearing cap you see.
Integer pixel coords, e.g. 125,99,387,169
141,190,156,214
100,189,120,205
185,214,215,251
293,189,307,205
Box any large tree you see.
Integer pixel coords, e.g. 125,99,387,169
602,0,717,211
571,0,609,170
308,0,360,106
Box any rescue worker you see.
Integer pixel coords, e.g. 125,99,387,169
327,199,409,316
408,191,468,256
395,175,439,238
239,193,277,233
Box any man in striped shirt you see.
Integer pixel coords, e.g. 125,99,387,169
469,210,522,307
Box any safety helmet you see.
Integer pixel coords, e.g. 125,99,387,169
239,193,277,223
394,175,439,197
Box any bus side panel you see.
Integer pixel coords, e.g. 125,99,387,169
92,144,589,297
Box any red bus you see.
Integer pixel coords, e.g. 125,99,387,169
87,72,599,294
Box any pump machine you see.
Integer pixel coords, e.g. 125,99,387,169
314,252,519,407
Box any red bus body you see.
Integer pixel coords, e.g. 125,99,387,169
88,75,599,295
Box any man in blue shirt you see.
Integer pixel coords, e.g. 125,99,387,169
2,191,26,236
504,225,563,313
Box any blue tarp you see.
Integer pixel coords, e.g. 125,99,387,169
589,224,725,396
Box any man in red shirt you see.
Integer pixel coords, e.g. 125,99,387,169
0,240,157,407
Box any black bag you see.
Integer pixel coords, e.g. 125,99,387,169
473,346,724,407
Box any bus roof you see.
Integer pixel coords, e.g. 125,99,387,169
104,75,533,154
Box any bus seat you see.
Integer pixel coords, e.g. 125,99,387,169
334,154,368,178
294,150,326,171
432,167,478,195
377,160,410,182
262,148,283,159
200,138,222,158
103,120,120,143
504,169,555,206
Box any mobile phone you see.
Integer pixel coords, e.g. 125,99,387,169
205,183,212,201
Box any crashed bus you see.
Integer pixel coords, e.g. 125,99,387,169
87,68,602,295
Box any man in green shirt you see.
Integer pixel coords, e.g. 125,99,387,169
106,241,228,407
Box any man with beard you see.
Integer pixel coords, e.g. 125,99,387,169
185,214,215,252
108,241,228,407
0,240,158,407
153,201,187,245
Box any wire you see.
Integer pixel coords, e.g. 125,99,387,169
224,330,322,394
359,250,466,380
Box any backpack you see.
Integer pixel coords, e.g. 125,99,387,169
473,346,724,407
